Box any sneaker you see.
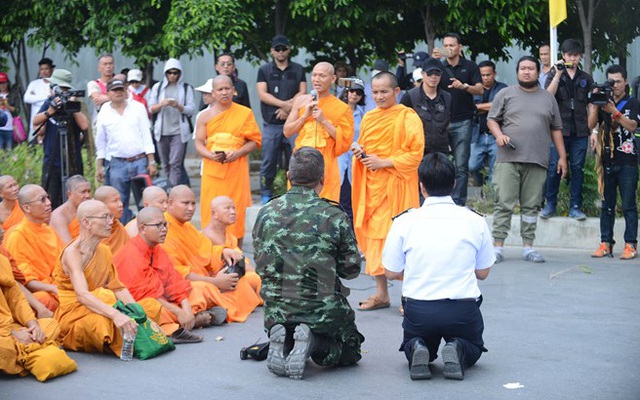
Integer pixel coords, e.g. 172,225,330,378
285,324,314,380
409,341,431,380
442,340,464,380
620,243,638,260
522,248,545,263
591,242,612,258
267,324,287,377
539,204,556,219
568,207,587,221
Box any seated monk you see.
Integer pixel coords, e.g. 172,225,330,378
162,185,262,322
5,185,62,312
0,175,25,235
115,207,228,342
49,175,93,244
125,186,168,238
94,186,130,255
202,196,261,295
0,249,74,380
52,200,138,356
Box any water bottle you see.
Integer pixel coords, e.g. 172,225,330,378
120,330,135,361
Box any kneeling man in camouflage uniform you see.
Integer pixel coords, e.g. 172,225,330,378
253,147,365,379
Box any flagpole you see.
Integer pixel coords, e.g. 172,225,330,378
550,26,558,65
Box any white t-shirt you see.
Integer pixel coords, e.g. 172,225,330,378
382,196,495,300
23,78,50,134
95,100,154,160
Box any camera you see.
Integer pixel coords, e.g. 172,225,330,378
555,62,575,71
50,83,85,114
397,51,414,61
587,80,614,106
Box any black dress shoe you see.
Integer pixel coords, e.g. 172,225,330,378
410,340,431,380
442,340,464,380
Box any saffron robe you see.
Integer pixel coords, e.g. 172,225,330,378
68,217,80,240
1,202,25,232
102,220,130,255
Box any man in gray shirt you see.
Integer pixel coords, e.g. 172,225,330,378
487,56,567,263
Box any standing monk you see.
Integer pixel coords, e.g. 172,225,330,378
194,75,261,248
351,72,424,311
283,62,354,201
0,175,24,233
5,185,63,312
125,186,168,237
53,200,138,356
201,196,262,295
94,186,130,255
162,186,262,322
49,175,92,244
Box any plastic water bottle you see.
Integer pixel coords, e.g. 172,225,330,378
120,331,135,361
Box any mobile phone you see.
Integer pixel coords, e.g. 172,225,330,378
214,151,227,161
338,77,354,89
438,47,452,58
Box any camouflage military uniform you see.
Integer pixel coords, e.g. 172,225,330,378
252,185,365,367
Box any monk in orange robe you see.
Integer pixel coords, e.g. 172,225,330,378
5,185,63,312
115,207,231,341
53,199,139,356
284,62,354,201
351,72,424,311
125,186,168,238
0,249,73,379
49,175,92,244
95,186,130,255
0,175,25,234
161,185,262,323
194,75,261,247
202,196,262,296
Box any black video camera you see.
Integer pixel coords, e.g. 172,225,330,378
397,51,414,61
555,62,574,71
50,84,85,114
587,80,614,106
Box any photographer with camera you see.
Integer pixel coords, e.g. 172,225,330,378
396,51,429,91
33,69,89,209
542,39,594,220
588,65,640,260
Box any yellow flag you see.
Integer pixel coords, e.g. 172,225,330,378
549,0,567,27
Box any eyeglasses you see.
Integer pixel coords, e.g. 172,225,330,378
86,213,115,222
425,70,443,77
143,221,169,230
273,46,289,52
24,194,51,205
166,70,180,75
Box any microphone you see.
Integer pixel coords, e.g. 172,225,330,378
310,89,319,147
310,89,318,102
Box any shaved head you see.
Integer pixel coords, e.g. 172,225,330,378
168,185,194,201
209,195,236,225
0,175,19,201
94,186,123,219
213,74,233,88
210,195,233,210
167,185,196,223
142,186,168,211
94,186,119,202
372,71,399,89
77,199,108,220
314,61,335,75
137,206,164,226
18,184,44,207
66,175,89,193
0,175,16,191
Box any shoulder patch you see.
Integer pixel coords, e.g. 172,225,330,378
392,208,415,220
465,206,485,217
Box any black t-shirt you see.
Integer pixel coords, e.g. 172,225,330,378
597,95,640,165
256,61,306,125
440,57,482,122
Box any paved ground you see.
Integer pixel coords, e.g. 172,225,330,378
2,245,639,400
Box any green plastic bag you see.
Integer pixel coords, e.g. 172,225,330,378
113,301,175,360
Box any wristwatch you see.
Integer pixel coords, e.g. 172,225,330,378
463,83,470,90
44,110,51,118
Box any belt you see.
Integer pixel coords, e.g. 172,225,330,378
113,153,146,162
404,297,477,302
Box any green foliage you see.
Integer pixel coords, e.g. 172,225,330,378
0,144,44,186
272,169,288,197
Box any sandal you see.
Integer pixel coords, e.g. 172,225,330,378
358,295,391,311
170,327,204,344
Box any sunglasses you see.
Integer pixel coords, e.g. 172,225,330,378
273,46,289,52
425,70,443,77
166,70,180,75
349,89,364,96
129,80,141,84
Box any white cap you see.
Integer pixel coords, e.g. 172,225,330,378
412,68,423,82
195,78,214,93
127,69,143,82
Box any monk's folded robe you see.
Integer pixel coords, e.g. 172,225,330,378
102,219,130,255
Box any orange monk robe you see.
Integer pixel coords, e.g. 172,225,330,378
162,212,262,322
200,103,262,239
113,236,208,336
352,105,424,276
52,243,128,356
0,253,60,376
68,217,80,240
0,245,25,285
293,95,354,201
5,219,63,311
102,219,130,255
1,202,25,233
216,231,262,297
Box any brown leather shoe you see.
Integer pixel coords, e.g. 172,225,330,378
591,242,612,258
620,243,638,260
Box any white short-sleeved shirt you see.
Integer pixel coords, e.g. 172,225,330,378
382,196,495,300
95,100,154,160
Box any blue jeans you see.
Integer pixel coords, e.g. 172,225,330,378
469,132,497,185
105,157,148,224
259,123,296,198
600,164,638,244
449,119,473,205
0,129,13,150
545,136,588,209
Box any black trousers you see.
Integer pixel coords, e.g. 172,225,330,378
400,297,486,369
